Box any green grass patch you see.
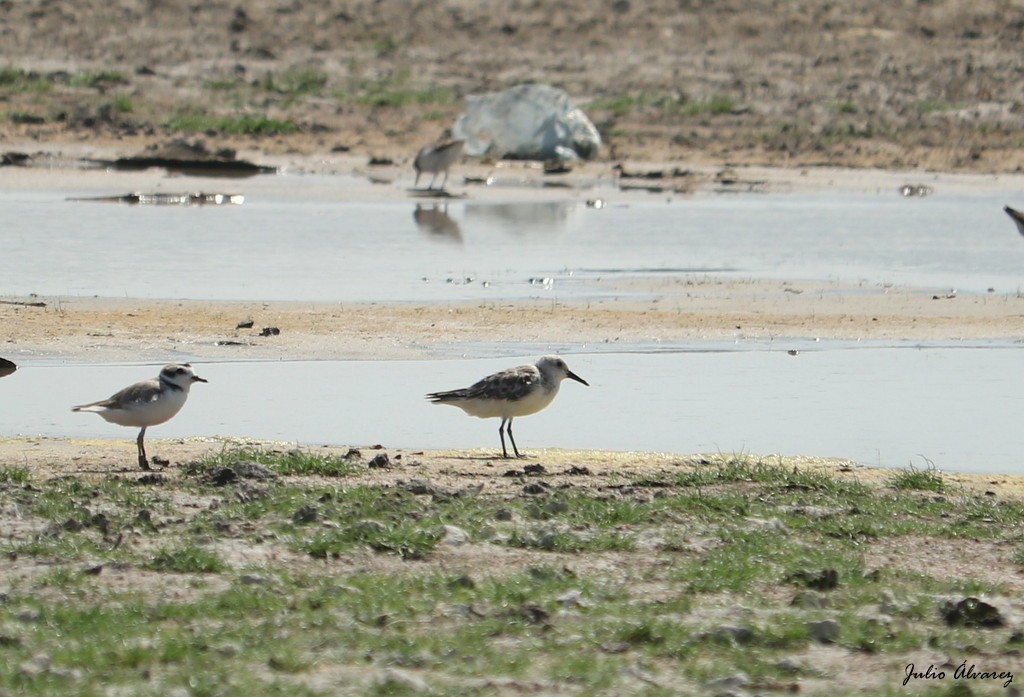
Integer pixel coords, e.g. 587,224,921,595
166,111,299,135
147,544,225,573
109,94,134,113
69,70,126,88
917,99,966,114
589,92,738,117
198,446,361,477
2,450,1021,694
337,73,455,108
0,465,30,484
0,67,53,92
889,462,946,492
259,68,328,96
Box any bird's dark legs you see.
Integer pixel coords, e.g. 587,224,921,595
137,427,150,471
498,419,509,458
507,418,522,458
440,169,449,190
497,418,522,459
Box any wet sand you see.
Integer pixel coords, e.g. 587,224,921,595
3,275,1023,364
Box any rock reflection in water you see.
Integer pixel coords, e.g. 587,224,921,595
413,204,462,243
464,201,575,235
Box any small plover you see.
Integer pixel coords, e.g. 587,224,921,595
72,363,207,470
1004,206,1024,236
426,355,589,458
414,139,464,190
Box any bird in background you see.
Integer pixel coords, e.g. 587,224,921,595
426,355,589,458
72,363,207,470
1004,205,1024,236
414,139,465,190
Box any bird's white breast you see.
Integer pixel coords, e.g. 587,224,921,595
456,382,559,419
97,389,189,428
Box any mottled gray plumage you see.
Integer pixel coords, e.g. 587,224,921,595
426,356,589,458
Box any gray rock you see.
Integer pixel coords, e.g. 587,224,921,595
704,672,749,691
441,525,470,546
367,453,391,469
292,504,318,524
791,590,829,608
941,596,1004,627
378,668,429,693
807,618,841,643
710,624,756,644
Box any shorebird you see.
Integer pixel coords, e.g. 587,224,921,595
426,355,589,458
413,139,464,190
72,363,207,470
0,358,15,378
1004,206,1024,236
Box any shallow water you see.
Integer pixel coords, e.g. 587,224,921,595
3,179,1024,301
3,347,1021,474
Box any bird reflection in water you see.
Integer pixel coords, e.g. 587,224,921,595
413,204,462,243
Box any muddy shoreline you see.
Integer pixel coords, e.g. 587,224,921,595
3,277,1024,364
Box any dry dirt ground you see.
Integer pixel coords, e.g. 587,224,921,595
2,0,1024,172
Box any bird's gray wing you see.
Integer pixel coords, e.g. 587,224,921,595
463,365,540,401
75,379,162,410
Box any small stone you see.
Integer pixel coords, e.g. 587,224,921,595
704,672,749,691
522,481,550,495
774,658,803,674
787,568,839,591
545,499,569,514
236,319,254,329
494,507,514,521
441,525,470,546
14,609,40,623
942,596,1004,628
240,574,267,585
711,624,756,644
292,504,319,524
517,603,550,624
448,574,475,589
352,519,388,536
377,668,429,693
557,589,584,607
523,463,546,475
259,326,280,336
807,619,841,643
791,590,829,609
367,453,391,469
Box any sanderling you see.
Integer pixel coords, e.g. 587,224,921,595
426,355,589,458
72,363,207,470
414,139,464,190
1004,205,1024,236
0,358,15,378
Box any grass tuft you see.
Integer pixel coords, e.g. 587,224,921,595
889,462,946,492
166,111,300,135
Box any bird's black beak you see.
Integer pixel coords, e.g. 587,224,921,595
193,375,208,383
567,370,589,387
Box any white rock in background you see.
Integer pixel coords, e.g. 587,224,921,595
453,84,601,160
